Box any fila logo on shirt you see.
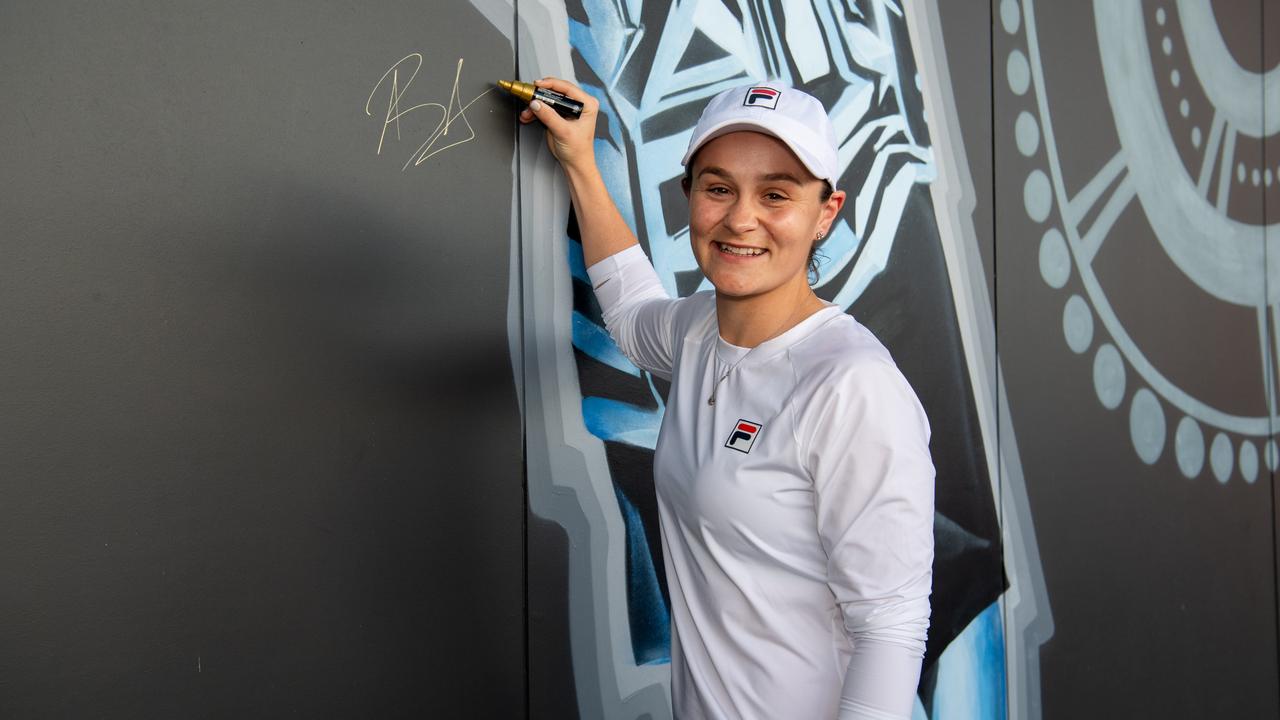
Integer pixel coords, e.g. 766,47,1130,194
725,419,763,454
742,86,780,109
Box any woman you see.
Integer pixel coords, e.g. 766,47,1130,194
521,79,934,720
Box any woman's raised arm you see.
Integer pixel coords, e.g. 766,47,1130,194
519,77,638,267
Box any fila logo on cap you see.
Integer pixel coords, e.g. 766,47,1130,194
742,86,780,109
725,419,763,454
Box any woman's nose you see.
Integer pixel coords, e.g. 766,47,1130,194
722,197,759,234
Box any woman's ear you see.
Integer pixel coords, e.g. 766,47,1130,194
681,176,692,198
820,189,847,232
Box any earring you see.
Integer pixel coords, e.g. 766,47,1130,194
815,230,825,242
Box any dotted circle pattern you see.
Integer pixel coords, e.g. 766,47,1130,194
1004,1,1274,484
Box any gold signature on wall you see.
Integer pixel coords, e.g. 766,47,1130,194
365,54,491,170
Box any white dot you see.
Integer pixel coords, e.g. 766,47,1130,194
1130,389,1166,465
1093,344,1125,410
1039,228,1071,289
1240,441,1259,483
1171,69,1181,87
1162,37,1173,55
1179,99,1190,117
1268,440,1279,471
1008,50,1031,96
1175,416,1205,478
1063,295,1094,354
1191,127,1201,148
1001,0,1021,34
1238,163,1247,183
1156,7,1167,25
1254,168,1262,186
1015,111,1040,156
1268,169,1274,187
1209,433,1233,484
1024,170,1053,222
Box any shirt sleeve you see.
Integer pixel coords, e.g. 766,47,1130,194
584,245,683,379
800,358,935,720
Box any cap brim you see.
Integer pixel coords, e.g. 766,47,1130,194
681,119,836,189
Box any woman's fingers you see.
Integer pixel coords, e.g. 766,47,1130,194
526,96,570,132
534,77,599,112
533,77,582,98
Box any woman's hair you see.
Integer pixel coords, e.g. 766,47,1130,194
682,162,835,286
808,182,835,284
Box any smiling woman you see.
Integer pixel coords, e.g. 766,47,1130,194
520,79,935,720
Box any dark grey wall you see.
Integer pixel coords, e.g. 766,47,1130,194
0,2,523,716
8,1,1279,718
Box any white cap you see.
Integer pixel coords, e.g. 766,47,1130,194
681,84,840,190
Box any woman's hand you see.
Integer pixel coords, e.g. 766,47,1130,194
517,77,599,172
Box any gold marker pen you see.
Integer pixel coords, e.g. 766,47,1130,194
497,80,584,119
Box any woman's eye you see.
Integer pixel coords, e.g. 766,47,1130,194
764,192,788,202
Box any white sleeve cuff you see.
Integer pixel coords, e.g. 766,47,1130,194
585,244,661,309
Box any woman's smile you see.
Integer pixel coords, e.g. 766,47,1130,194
714,241,767,257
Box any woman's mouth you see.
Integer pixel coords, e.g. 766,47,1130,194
715,241,766,257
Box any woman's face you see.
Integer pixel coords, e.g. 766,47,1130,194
686,131,844,303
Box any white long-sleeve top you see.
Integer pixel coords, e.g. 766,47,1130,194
587,246,935,720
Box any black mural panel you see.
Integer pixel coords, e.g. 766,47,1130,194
0,2,523,716
995,1,1279,717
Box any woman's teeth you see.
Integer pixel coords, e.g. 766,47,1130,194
716,242,764,256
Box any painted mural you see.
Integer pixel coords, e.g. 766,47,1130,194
468,0,1280,715
999,0,1278,478
470,0,1044,717
463,0,1280,715
986,0,1278,714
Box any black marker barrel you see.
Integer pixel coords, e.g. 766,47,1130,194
532,87,584,119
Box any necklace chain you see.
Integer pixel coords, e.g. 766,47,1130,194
707,296,823,406
707,355,743,406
